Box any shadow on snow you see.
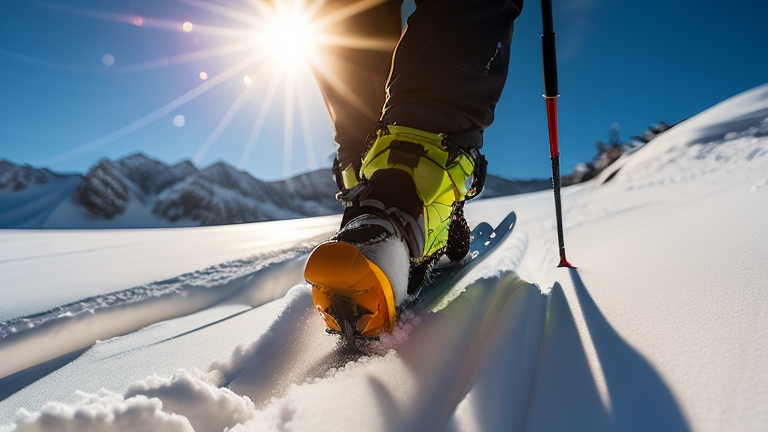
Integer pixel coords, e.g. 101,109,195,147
521,269,690,432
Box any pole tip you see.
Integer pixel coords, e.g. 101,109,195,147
558,250,576,268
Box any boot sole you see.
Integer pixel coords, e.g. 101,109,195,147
304,241,397,338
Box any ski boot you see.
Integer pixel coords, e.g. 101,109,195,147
304,124,486,340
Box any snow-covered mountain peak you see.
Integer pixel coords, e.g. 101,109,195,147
0,160,61,191
197,161,268,197
114,153,198,195
0,156,341,228
76,158,131,219
597,83,768,188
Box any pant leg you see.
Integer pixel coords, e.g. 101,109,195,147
309,0,404,169
382,0,524,140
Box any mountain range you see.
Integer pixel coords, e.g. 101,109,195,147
0,153,550,228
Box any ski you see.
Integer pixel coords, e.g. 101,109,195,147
402,210,517,315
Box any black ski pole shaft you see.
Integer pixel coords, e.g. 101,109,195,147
541,0,574,268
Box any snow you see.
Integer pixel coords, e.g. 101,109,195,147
1,83,768,431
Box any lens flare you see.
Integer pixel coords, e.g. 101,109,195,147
102,53,115,66
199,71,208,80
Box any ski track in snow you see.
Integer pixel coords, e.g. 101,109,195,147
2,83,768,431
0,248,315,380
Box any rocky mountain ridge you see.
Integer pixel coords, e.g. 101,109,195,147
0,153,549,228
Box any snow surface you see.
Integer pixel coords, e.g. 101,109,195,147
1,83,767,431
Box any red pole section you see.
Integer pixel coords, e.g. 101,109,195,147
546,98,560,157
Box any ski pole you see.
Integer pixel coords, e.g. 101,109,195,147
541,0,575,268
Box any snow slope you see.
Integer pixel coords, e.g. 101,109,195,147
1,83,767,431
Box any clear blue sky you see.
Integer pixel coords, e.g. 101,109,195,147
2,0,767,181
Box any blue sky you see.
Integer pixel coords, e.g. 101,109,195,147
1,0,767,181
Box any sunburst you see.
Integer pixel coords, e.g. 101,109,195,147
258,2,319,70
40,0,396,177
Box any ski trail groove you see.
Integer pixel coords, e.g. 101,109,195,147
0,248,312,380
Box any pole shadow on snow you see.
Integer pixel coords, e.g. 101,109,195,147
524,270,691,432
568,269,691,431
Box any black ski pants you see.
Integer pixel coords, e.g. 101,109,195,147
310,0,524,169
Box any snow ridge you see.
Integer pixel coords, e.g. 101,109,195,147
0,246,313,380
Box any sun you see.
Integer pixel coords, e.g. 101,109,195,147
260,6,318,70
